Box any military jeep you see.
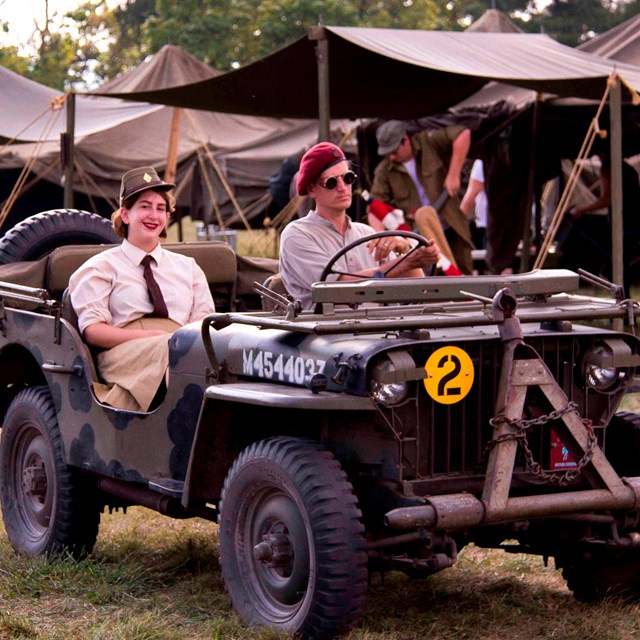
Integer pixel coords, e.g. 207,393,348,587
0,214,639,639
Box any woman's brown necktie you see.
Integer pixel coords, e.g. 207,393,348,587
140,255,169,318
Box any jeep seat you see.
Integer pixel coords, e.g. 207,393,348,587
45,241,238,311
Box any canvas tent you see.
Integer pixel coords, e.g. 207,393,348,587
90,25,640,275
0,64,165,229
0,45,352,231
92,27,640,122
81,44,346,228
465,8,523,33
449,12,640,274
0,64,162,144
578,13,640,65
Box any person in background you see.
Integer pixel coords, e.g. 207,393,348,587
567,150,640,297
460,158,488,249
69,166,215,412
279,142,440,311
369,120,474,274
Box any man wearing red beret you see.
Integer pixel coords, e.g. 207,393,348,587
279,142,440,310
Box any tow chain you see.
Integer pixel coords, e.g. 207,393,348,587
485,401,597,486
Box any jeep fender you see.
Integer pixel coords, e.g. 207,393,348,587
181,385,375,510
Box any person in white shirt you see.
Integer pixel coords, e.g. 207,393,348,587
461,158,488,249
69,166,214,412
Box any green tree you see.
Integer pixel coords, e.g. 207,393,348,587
142,0,452,71
0,0,86,89
3,0,639,89
0,46,31,78
96,0,157,79
459,0,640,44
534,0,640,45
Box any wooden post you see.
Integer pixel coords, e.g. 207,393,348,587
63,92,75,209
609,76,623,293
166,107,183,240
165,108,183,184
519,95,541,273
308,26,330,142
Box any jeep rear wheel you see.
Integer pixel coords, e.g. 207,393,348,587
559,549,640,602
0,208,119,264
218,437,368,639
0,386,101,557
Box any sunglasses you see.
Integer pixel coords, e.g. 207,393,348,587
317,171,357,190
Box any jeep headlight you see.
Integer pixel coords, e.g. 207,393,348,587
371,379,408,406
370,358,408,406
583,343,627,392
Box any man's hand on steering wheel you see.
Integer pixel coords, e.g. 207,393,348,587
367,235,410,262
320,230,439,282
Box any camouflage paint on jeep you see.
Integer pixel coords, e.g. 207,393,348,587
168,383,204,479
107,458,146,483
68,355,92,412
106,407,145,431
4,229,640,640
69,423,109,474
169,323,201,368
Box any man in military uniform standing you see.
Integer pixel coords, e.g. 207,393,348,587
370,120,474,274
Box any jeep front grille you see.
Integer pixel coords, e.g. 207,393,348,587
379,335,621,489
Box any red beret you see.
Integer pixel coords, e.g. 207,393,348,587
296,142,347,195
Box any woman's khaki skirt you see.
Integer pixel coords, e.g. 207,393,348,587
93,318,181,412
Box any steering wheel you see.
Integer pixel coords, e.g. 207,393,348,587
319,230,434,282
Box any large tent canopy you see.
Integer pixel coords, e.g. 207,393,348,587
0,45,350,229
92,26,640,120
0,65,161,143
456,11,640,111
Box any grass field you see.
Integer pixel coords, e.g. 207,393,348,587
1,500,640,640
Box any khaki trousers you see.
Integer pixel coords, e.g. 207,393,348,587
94,318,181,412
413,206,459,270
414,206,474,274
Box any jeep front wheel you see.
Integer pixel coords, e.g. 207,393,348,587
218,436,368,639
559,548,640,602
0,386,101,557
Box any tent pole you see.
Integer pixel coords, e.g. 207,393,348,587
165,108,183,184
166,108,183,241
609,75,623,299
64,92,75,209
519,95,541,273
309,26,330,142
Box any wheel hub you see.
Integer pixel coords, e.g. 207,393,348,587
22,462,47,499
253,531,293,568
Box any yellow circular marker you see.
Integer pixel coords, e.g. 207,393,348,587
423,346,475,404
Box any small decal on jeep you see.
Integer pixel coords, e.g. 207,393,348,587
242,349,326,385
423,346,474,404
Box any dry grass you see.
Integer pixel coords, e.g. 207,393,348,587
0,505,640,639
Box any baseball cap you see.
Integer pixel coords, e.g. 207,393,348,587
376,120,406,156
